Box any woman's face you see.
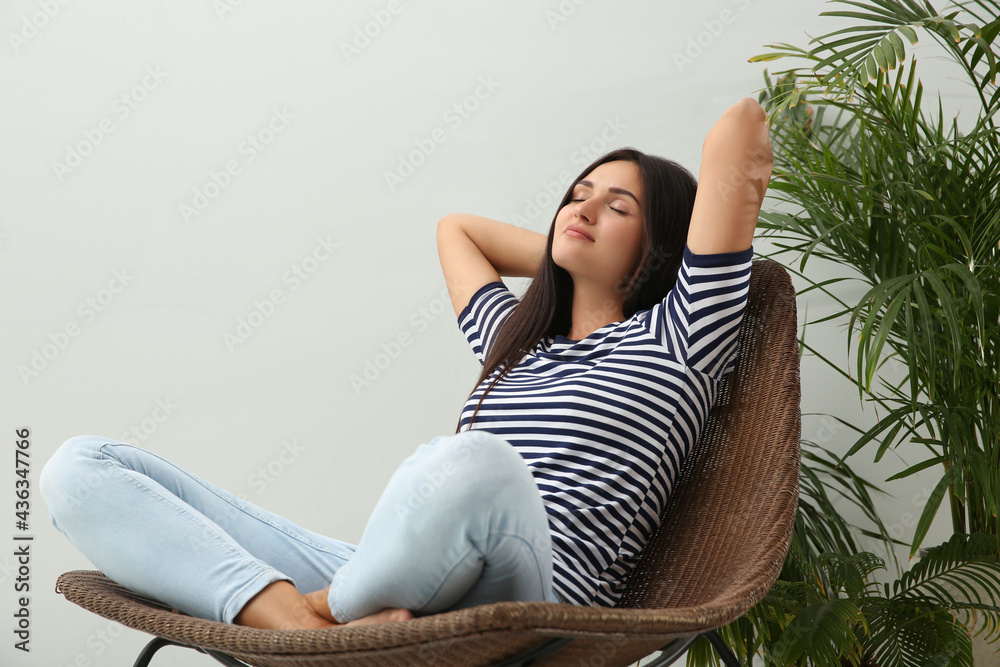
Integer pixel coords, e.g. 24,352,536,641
551,160,645,291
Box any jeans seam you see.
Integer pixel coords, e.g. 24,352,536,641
414,543,478,612
97,445,264,569
199,483,342,554
330,529,551,622
424,530,552,609
328,542,481,623
103,443,350,558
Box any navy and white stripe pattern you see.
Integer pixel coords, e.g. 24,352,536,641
457,246,754,607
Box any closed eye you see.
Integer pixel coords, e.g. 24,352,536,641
571,196,628,215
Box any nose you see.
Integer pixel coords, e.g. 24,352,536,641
573,199,596,225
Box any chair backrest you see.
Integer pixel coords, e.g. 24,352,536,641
617,259,800,622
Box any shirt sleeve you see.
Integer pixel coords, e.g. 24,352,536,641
457,281,519,365
649,245,754,376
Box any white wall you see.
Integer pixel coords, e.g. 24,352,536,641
1,1,952,664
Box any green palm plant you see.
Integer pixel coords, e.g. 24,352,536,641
680,0,1000,663
684,442,1000,666
752,0,1000,555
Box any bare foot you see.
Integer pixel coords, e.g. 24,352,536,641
305,585,413,626
304,587,336,623
345,608,414,626
235,581,335,630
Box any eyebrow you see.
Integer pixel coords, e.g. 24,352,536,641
576,180,640,205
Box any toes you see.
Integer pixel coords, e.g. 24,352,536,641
344,608,413,626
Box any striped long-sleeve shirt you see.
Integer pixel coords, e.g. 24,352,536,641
456,245,754,607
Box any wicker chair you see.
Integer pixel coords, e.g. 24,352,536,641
55,259,800,667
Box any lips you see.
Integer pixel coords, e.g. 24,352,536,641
565,224,594,242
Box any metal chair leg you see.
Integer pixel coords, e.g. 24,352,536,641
640,630,744,667
639,634,702,666
705,629,743,667
133,637,175,667
133,635,248,667
198,647,252,666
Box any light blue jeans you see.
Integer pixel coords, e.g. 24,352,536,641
39,430,558,623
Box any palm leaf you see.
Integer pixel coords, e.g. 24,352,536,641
893,533,1000,634
770,598,865,667
862,598,974,667
701,1,1000,664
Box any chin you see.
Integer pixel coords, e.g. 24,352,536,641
549,243,577,274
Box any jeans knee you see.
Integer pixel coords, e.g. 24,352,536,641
40,435,112,524
420,431,534,501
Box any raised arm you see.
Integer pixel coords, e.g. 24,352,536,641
686,98,773,255
436,213,547,317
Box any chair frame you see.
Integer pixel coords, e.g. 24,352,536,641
55,259,800,667
125,630,737,666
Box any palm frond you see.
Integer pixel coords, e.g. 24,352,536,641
862,598,974,667
696,1,1000,664
752,0,1000,110
893,533,1000,633
770,598,865,667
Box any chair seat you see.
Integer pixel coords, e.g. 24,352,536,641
57,568,742,665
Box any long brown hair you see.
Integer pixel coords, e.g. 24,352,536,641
462,148,698,429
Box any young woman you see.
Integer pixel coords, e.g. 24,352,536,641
40,97,772,629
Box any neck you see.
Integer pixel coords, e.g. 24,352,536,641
566,278,626,340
